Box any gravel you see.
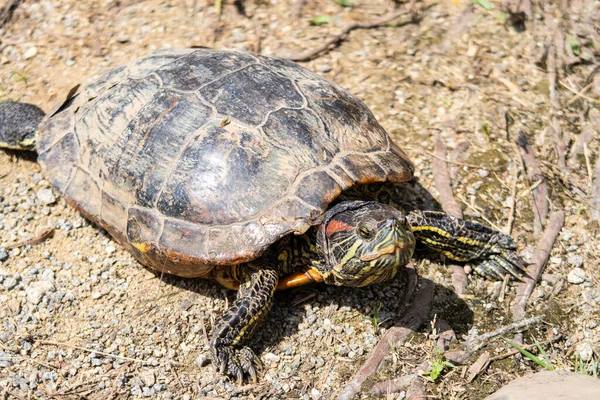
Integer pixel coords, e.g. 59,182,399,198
0,1,598,399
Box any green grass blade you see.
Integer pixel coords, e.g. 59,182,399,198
505,338,548,368
533,337,555,371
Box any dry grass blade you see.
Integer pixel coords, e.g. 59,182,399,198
512,211,565,321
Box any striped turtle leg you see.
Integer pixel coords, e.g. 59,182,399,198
210,262,278,383
406,210,527,280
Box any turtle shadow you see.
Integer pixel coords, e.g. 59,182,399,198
248,272,474,360
0,148,39,163
153,265,473,373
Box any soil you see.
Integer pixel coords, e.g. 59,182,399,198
0,0,599,399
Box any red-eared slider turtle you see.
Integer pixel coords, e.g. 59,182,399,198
0,48,524,382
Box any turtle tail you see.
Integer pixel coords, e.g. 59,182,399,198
0,101,45,151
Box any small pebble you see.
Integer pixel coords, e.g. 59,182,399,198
318,64,331,73
2,276,18,290
105,246,116,254
264,352,280,363
567,255,583,267
576,342,594,362
26,281,54,305
311,388,322,400
567,268,586,284
141,371,155,387
23,47,38,60
0,248,8,262
36,188,56,205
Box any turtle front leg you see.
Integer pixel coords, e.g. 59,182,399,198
406,210,527,280
211,262,278,383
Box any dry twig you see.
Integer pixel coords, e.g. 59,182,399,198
289,1,418,62
466,315,544,353
337,269,433,400
5,226,54,249
512,211,565,321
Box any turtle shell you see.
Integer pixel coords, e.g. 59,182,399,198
36,49,413,278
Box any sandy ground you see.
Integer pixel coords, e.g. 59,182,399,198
1,0,599,399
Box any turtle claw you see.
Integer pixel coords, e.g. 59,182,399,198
473,236,529,281
211,344,262,383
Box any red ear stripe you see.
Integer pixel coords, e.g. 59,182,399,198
326,220,355,237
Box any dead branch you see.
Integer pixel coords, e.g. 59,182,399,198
466,315,544,353
432,135,463,219
512,211,565,321
406,375,427,399
289,0,418,62
336,272,433,400
516,131,549,235
370,373,417,396
449,141,470,180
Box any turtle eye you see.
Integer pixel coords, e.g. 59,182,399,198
357,224,373,240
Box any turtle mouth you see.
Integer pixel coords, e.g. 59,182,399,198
359,241,412,262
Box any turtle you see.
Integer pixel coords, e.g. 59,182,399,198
0,48,525,383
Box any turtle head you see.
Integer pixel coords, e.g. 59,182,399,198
0,101,45,151
314,201,415,287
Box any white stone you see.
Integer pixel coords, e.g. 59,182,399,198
141,371,155,387
264,352,280,363
23,47,38,60
36,188,56,205
567,268,586,284
311,388,322,400
26,281,54,304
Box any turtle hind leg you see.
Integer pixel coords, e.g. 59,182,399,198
406,210,527,280
211,261,278,383
0,101,45,151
